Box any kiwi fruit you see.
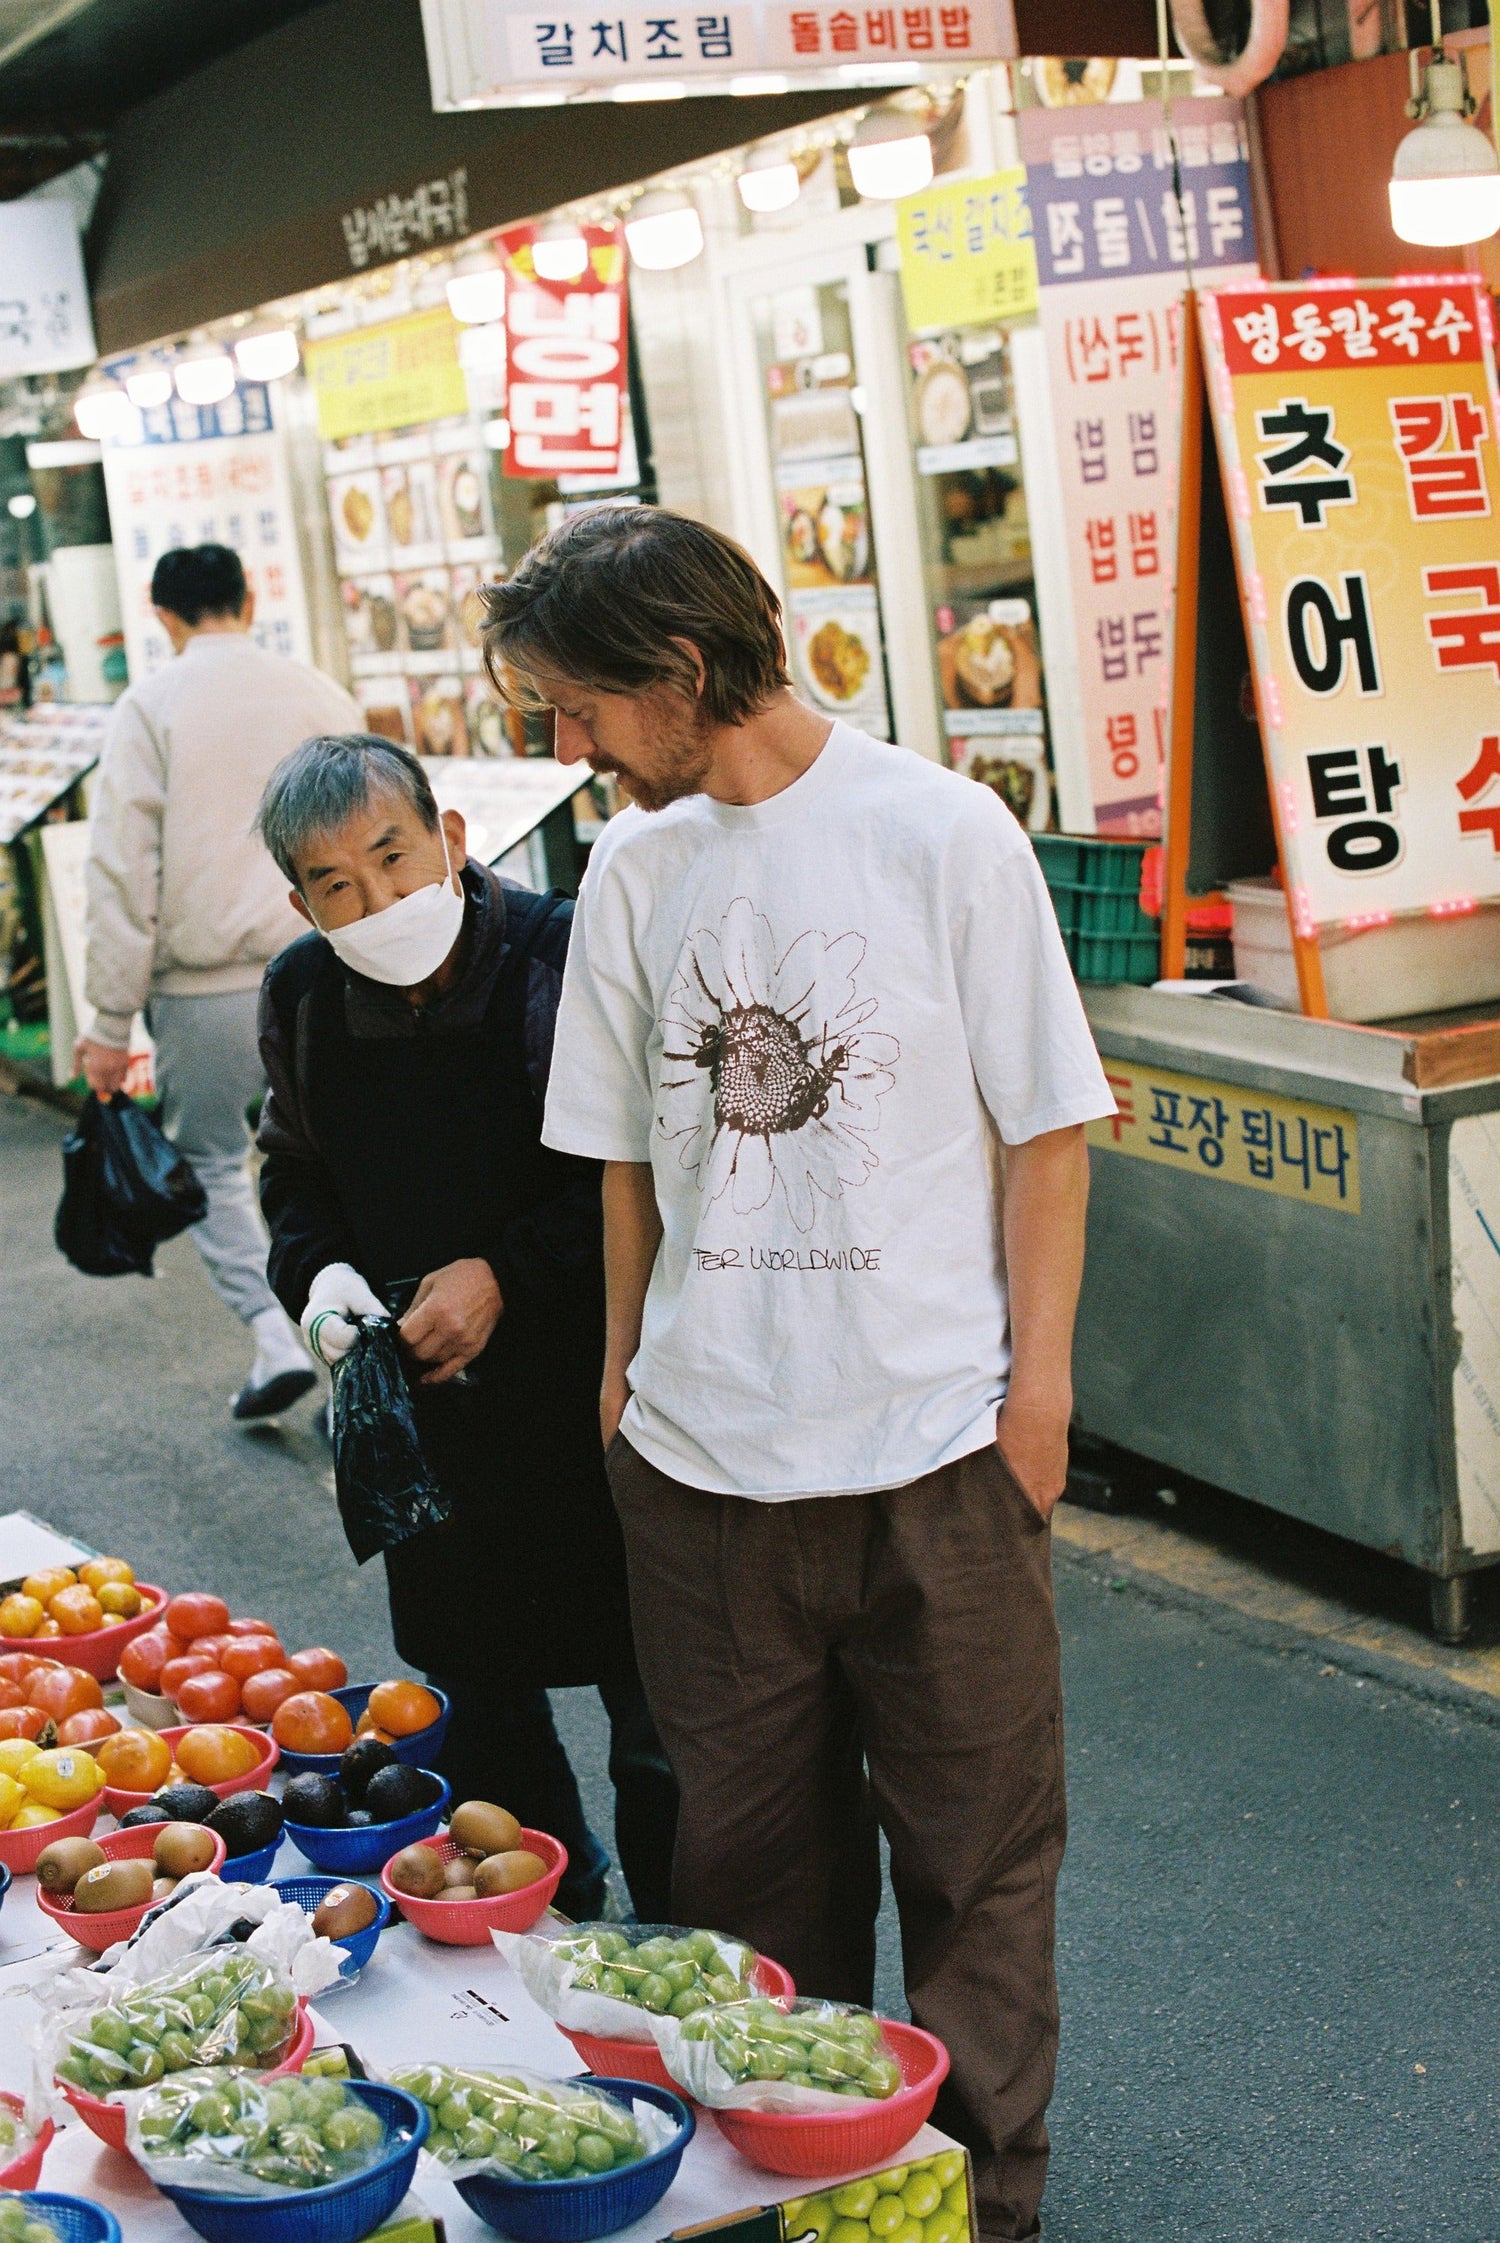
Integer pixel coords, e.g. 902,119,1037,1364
36,1836,106,1895
73,1858,154,1914
443,1854,480,1888
312,1883,380,1939
386,1844,446,1900
444,1883,477,1903
153,1823,217,1879
151,1876,179,1903
473,1849,547,1897
448,1800,521,1857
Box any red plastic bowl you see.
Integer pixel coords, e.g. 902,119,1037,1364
379,1828,566,1945
101,1722,278,1816
0,2088,53,2190
23,1583,170,1682
60,1998,314,2155
35,1821,227,1951
0,1793,101,1877
561,1956,797,2090
709,2021,950,2179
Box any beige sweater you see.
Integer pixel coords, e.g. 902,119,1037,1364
84,632,361,1046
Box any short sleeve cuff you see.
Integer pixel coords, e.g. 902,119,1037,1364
541,1119,654,1163
999,1090,1119,1147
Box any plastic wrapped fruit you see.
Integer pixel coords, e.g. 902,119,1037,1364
657,1999,903,2109
0,2196,63,2243
126,2067,387,2192
54,1949,297,2094
388,2063,651,2179
553,1924,756,2020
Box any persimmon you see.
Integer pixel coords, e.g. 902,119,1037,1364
164,1593,230,1641
26,1665,103,1722
96,1727,173,1792
0,1653,41,1684
287,1648,347,1693
120,1628,184,1693
175,1724,260,1784
240,1667,299,1724
0,1707,47,1742
160,1651,218,1697
57,1709,121,1746
354,1711,396,1743
227,1617,277,1637
367,1680,441,1737
0,1681,23,1711
272,1691,354,1755
174,1668,242,1723
220,1636,285,1682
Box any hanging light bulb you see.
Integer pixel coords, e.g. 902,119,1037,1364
73,376,141,443
234,326,301,381
737,144,801,215
1389,50,1500,246
7,493,37,519
446,247,506,325
847,108,934,201
533,218,591,284
124,364,173,409
174,345,237,405
624,188,704,271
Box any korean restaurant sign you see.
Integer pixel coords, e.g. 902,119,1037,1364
1088,1060,1361,1215
304,309,469,443
1017,98,1258,838
896,168,1037,334
1201,278,1500,930
0,200,95,378
421,0,1016,103
499,225,628,480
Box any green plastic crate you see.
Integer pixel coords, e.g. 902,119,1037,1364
1031,834,1160,985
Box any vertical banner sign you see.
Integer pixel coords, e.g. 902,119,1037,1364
1201,278,1500,929
1017,99,1258,836
499,225,628,481
100,384,314,681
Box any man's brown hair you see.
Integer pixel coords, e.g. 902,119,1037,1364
480,505,789,726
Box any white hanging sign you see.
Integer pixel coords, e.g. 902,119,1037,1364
0,201,96,378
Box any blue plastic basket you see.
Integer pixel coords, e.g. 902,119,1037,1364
269,1875,392,1980
273,1685,450,1780
283,1774,450,1876
152,2082,427,2243
222,1836,284,1884
453,2078,694,2243
0,1861,11,1916
13,2194,122,2243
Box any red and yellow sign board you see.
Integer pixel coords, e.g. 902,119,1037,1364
1201,278,1500,931
499,226,628,482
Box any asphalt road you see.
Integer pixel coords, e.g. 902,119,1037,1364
3,1089,1497,2241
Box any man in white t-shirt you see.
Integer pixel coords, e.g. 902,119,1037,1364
482,508,1115,2243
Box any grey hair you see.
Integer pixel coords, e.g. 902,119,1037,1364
255,733,440,885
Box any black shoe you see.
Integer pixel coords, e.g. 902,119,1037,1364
232,1366,318,1421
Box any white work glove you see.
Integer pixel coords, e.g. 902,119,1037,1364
301,1263,388,1368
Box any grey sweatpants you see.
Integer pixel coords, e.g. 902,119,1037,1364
146,988,279,1327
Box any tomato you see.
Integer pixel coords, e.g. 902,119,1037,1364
240,1667,299,1724
175,1725,260,1784
220,1636,285,1682
119,1628,184,1693
226,1617,277,1637
287,1648,347,1693
96,1726,175,1792
57,1709,122,1746
367,1680,441,1737
160,1652,218,1698
272,1691,354,1755
26,1665,104,1721
163,1593,231,1641
0,1707,47,1742
175,1669,243,1723
49,1586,105,1637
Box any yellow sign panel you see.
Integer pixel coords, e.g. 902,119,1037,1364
897,169,1038,334
304,308,468,442
1087,1060,1361,1214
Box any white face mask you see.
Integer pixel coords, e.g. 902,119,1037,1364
313,826,465,987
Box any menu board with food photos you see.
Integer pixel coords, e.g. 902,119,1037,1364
322,415,512,755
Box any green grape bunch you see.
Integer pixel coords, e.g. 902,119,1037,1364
388,2064,649,2180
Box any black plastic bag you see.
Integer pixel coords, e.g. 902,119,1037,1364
54,1092,208,1278
331,1318,451,1565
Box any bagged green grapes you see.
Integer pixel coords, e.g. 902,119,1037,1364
53,1948,299,2096
0,2106,36,2171
123,2068,389,2196
653,1998,904,2113
495,1921,760,2041
386,2063,674,2182
0,2198,63,2243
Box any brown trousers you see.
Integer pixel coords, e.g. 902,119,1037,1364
606,1435,1065,2243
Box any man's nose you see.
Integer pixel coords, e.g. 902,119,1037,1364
553,714,588,765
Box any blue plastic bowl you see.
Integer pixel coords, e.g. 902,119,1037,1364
13,2195,122,2243
283,1774,450,1876
273,1684,451,1780
0,1861,11,1916
221,1836,284,1884
270,1875,392,1979
153,2082,427,2243
453,2078,694,2243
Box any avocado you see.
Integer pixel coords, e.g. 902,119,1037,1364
283,1771,346,1828
207,1791,285,1856
345,1809,373,1827
339,1736,398,1807
119,1803,172,1828
152,1783,220,1825
363,1763,441,1825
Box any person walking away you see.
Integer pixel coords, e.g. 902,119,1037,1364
252,731,677,1921
481,507,1117,2243
77,544,360,1420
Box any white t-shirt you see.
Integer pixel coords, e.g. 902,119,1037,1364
543,722,1116,1499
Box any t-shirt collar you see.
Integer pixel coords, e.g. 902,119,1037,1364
698,720,853,833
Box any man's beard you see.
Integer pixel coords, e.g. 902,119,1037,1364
592,694,713,814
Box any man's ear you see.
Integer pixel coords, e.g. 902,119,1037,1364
240,588,257,627
289,888,312,925
669,637,707,700
440,807,467,882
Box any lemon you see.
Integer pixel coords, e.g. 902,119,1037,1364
10,1802,62,1829
0,1737,41,1779
21,1746,104,1810
0,1772,25,1828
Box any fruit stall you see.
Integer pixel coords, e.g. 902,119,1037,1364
0,1538,966,2243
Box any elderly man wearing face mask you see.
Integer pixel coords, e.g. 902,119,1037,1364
252,731,676,1922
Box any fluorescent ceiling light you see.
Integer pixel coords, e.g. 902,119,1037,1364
234,327,300,381
124,365,173,409
737,146,801,213
483,417,511,449
446,251,506,325
533,220,591,282
74,378,142,443
174,348,236,405
730,72,790,95
624,188,704,270
847,109,934,200
612,80,687,100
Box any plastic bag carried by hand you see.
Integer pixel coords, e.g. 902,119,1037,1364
331,1317,450,1565
55,1092,206,1277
